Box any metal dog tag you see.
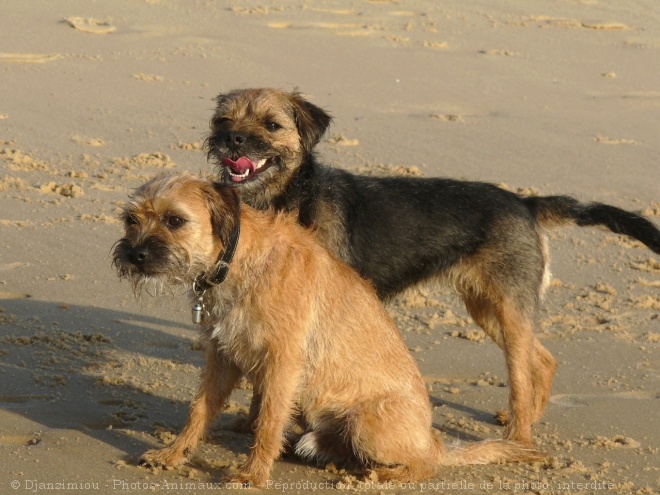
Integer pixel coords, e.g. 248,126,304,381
192,301,204,325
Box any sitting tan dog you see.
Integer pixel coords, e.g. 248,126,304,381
112,172,542,487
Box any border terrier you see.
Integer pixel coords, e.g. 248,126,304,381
112,172,543,487
205,87,660,445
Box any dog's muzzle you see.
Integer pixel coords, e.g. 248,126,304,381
113,237,170,276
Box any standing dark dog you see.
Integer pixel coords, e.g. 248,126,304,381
205,88,660,445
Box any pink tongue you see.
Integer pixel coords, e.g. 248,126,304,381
222,157,255,174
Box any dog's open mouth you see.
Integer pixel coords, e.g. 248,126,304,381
222,156,275,183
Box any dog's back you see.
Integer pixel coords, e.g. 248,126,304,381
281,163,546,299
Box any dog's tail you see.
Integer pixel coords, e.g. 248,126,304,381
524,195,660,254
441,439,545,466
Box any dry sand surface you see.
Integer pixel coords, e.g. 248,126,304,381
1,0,659,494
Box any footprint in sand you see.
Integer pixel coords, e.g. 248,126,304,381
132,73,164,82
529,16,631,30
63,16,116,35
582,22,630,30
327,133,359,147
479,49,520,57
0,434,41,446
388,10,420,17
595,135,637,145
430,113,464,123
423,41,448,50
0,394,56,406
0,292,31,299
0,262,29,271
0,53,62,64
267,21,373,37
71,134,106,147
230,6,270,15
310,8,361,16
550,391,657,407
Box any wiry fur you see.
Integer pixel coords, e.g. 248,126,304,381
206,88,660,445
112,172,544,487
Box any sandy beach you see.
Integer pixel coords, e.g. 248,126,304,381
1,1,658,493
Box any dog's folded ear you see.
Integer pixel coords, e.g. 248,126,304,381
214,91,236,110
206,181,241,248
289,91,332,153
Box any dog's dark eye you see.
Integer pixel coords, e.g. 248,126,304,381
166,215,186,229
212,117,230,128
124,214,139,227
265,121,282,132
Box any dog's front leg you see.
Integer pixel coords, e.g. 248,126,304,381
226,358,301,487
140,340,241,468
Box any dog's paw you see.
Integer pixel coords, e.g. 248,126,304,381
223,471,267,489
495,409,509,426
139,447,187,470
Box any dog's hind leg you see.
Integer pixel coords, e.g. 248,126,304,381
227,391,260,433
530,338,556,422
464,293,554,443
341,392,543,480
348,395,441,482
140,339,241,469
495,299,536,444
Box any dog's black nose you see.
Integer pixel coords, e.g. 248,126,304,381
232,132,246,145
223,131,246,148
129,246,149,266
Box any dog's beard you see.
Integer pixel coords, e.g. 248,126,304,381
126,271,188,299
